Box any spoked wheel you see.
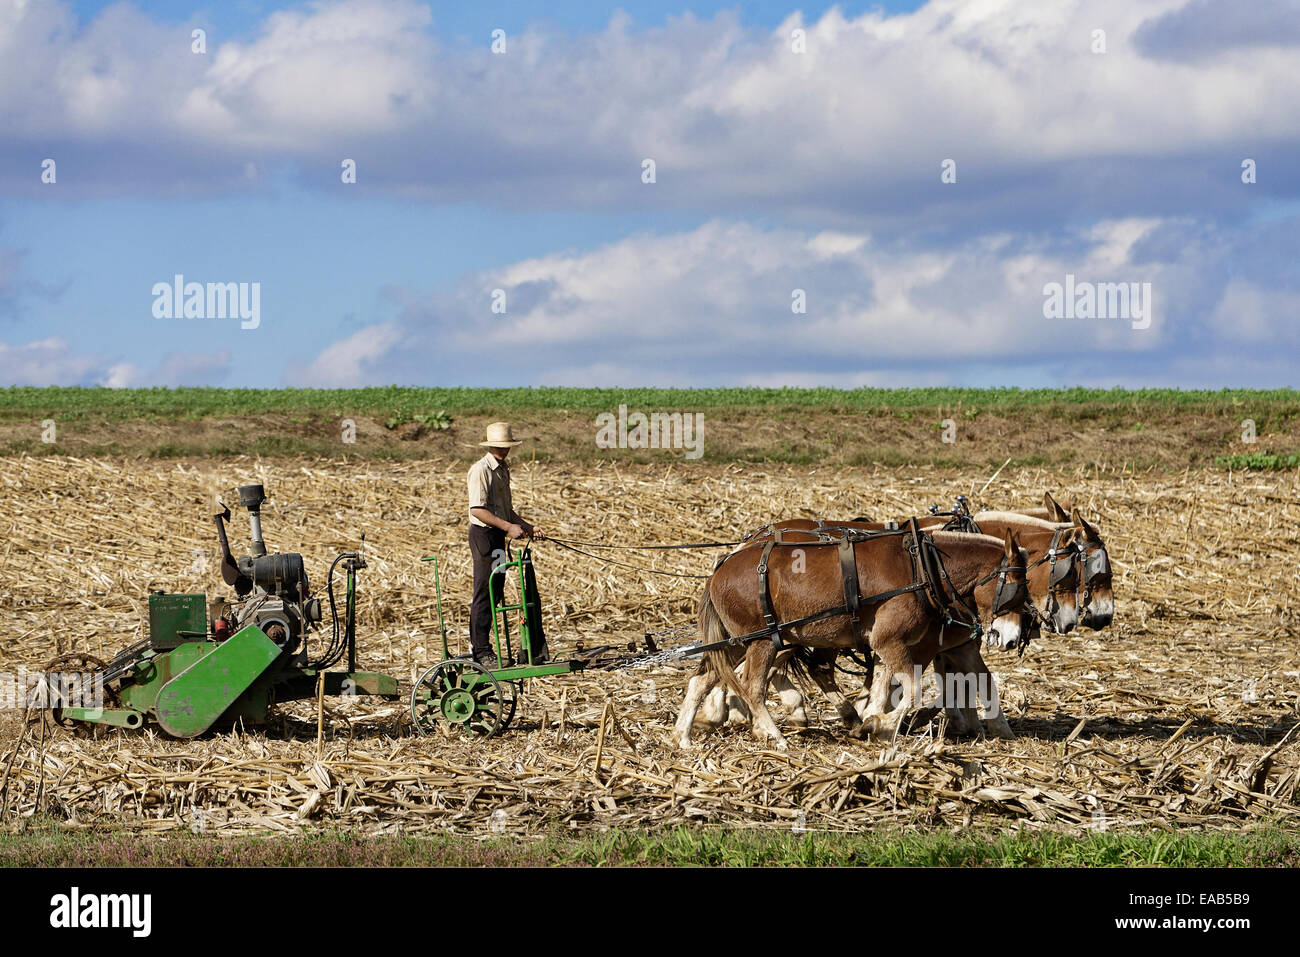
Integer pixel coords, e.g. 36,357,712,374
411,660,508,737
40,652,113,726
498,681,520,732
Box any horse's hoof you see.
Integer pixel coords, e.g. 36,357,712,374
788,712,809,729
865,715,899,742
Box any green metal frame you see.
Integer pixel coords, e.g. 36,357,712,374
420,545,583,685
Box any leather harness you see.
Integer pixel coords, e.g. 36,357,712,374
696,520,1024,656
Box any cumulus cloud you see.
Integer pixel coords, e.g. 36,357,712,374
101,350,233,387
0,337,103,385
2,0,1297,227
292,320,404,386
0,336,231,387
3,0,1294,389
296,213,1297,387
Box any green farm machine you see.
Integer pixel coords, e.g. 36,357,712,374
50,484,399,736
49,483,591,739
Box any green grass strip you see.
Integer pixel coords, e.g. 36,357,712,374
3,824,1297,867
3,386,1300,417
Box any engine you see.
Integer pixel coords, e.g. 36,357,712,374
213,484,322,655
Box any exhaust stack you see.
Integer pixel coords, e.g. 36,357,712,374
238,484,268,557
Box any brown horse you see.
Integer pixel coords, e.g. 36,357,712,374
674,527,1033,749
747,512,1087,633
698,512,1080,739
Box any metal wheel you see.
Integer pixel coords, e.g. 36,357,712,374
498,681,520,732
410,660,507,737
40,652,113,726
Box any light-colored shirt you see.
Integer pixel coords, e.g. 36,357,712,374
467,452,513,527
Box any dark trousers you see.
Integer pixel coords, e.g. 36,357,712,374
469,524,507,658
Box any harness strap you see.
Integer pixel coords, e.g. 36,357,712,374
1046,526,1066,623
710,521,994,659
838,535,864,643
756,537,781,648
692,579,929,656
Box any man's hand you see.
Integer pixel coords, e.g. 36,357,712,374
529,526,546,541
506,523,527,540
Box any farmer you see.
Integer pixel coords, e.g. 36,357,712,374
467,421,548,669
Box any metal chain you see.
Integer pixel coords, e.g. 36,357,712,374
609,644,704,670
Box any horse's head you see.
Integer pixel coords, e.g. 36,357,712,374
1036,523,1086,635
1071,508,1113,628
977,530,1038,651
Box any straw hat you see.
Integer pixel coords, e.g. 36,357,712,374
478,421,525,448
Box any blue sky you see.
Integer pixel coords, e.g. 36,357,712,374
1,0,1297,388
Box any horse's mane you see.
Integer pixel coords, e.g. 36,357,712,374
929,530,1006,550
973,510,1065,531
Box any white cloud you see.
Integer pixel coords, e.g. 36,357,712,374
299,215,1265,387
0,337,103,385
293,320,404,386
101,351,234,387
0,337,231,387
3,0,1298,220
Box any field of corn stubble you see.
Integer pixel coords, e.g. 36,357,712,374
1,454,1298,839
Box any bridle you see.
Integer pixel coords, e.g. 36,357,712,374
975,557,1028,619
908,522,1030,649
1021,526,1082,632
1077,537,1112,610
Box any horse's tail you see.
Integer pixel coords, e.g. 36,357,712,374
699,589,746,698
784,644,815,682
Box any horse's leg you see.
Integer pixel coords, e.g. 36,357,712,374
674,666,721,748
859,611,928,741
770,670,808,728
855,653,896,723
973,657,1016,741
931,651,977,737
800,648,860,729
697,682,728,729
729,655,763,724
731,641,787,750
697,659,752,728
941,642,1015,740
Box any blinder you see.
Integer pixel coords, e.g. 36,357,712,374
979,558,1027,618
1083,544,1111,584
1048,547,1076,588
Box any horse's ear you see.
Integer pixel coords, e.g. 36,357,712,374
1045,491,1069,522
1004,529,1017,556
1071,507,1099,540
